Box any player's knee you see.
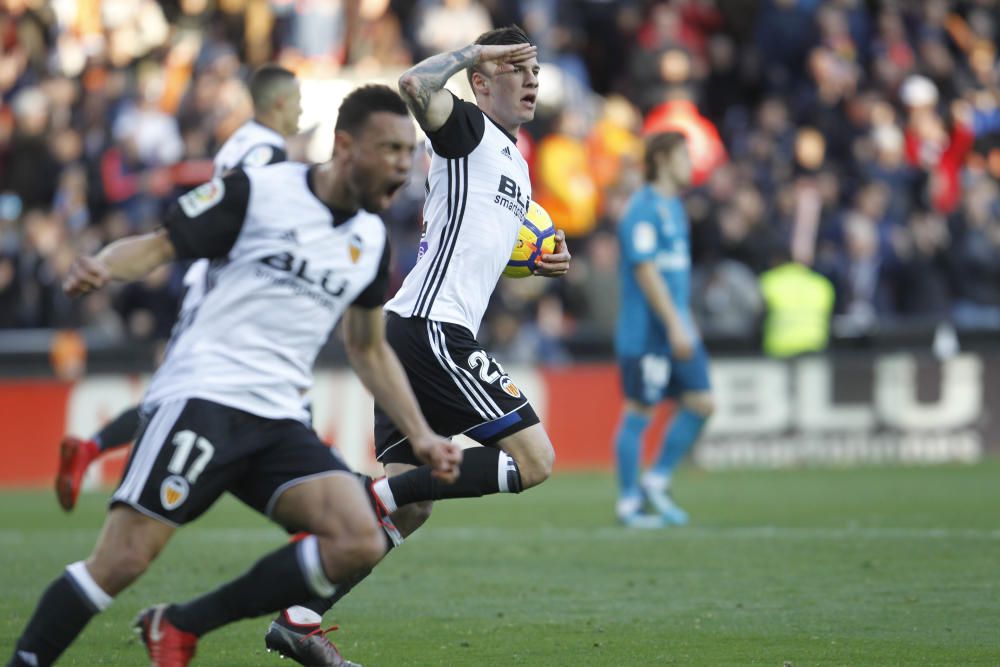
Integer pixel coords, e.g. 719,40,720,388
517,441,555,489
391,500,434,536
318,520,386,575
352,528,387,569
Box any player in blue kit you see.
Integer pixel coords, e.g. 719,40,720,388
613,131,715,528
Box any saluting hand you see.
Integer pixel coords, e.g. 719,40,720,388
475,43,538,68
535,229,571,277
63,256,111,297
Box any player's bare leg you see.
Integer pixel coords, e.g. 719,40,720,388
495,423,555,489
271,472,388,581
87,506,176,594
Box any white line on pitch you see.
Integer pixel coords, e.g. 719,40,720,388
411,525,1000,542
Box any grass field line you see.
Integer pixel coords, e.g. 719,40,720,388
418,525,1000,542
3,524,1000,546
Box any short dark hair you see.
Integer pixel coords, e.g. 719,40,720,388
466,24,533,87
335,84,409,135
644,131,687,181
249,64,296,112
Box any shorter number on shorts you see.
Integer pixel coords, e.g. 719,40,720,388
167,430,215,484
468,350,502,384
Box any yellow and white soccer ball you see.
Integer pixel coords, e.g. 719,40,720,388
503,200,557,278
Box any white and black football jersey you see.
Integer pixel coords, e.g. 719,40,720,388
385,93,531,335
145,162,390,422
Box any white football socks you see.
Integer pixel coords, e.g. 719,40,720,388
373,477,398,513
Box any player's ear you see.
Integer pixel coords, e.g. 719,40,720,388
471,69,489,96
333,129,353,156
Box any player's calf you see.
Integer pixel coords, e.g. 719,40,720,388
388,499,434,536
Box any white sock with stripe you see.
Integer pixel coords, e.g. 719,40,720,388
373,477,398,513
295,535,337,599
66,561,113,611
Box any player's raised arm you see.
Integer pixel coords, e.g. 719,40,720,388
342,304,463,482
398,42,537,132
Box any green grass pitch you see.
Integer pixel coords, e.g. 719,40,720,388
2,464,999,665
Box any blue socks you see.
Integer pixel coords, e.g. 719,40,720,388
652,408,707,476
614,411,651,501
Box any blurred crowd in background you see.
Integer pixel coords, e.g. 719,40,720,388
3,0,1000,365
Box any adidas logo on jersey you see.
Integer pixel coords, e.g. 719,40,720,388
280,229,298,244
501,146,512,160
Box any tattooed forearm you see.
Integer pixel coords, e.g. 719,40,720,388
398,45,480,124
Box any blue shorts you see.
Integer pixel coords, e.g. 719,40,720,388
618,345,711,406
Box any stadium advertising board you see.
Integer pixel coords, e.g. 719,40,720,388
500,352,995,470
0,353,994,487
694,354,985,468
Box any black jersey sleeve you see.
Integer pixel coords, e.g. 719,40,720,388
164,170,251,259
425,92,486,159
352,238,391,308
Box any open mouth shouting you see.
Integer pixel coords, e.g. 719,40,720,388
385,179,406,199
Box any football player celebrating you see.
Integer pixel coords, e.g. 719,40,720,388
265,25,573,665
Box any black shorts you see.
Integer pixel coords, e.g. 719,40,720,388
375,313,539,466
111,398,351,527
